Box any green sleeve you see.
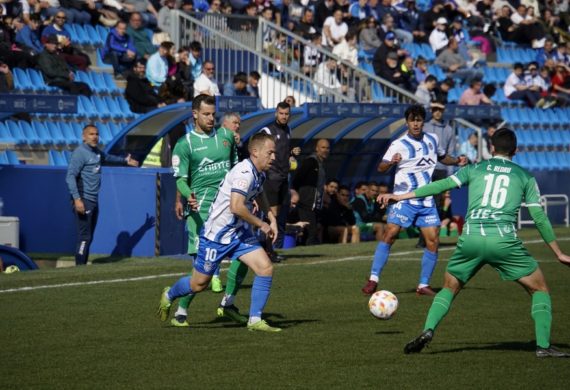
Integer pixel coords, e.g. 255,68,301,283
528,206,557,244
523,177,542,206
414,177,461,198
176,177,192,199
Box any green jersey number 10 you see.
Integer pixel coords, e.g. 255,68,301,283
481,174,510,208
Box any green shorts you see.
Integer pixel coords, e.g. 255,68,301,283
358,222,375,234
447,235,538,283
186,197,213,255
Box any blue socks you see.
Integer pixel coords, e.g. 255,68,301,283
419,249,438,286
168,276,193,301
249,275,273,319
370,242,391,282
213,265,220,278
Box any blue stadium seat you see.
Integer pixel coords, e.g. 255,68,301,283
526,152,539,170
420,44,435,61
47,122,67,145
5,150,19,165
557,152,570,169
6,120,27,145
96,48,113,71
516,130,530,149
541,130,555,148
60,122,79,145
102,73,121,94
115,96,135,119
96,122,113,144
529,130,545,148
0,122,16,143
75,70,94,91
0,151,7,164
535,152,551,171
78,96,99,119
31,121,53,145
62,150,72,164
48,150,67,166
71,122,84,140
90,72,111,94
13,68,34,91
96,25,109,44
84,24,103,46
92,96,112,119
108,121,122,136
19,121,41,145
73,24,92,46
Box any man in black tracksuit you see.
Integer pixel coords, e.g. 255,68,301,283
259,102,300,260
292,139,330,245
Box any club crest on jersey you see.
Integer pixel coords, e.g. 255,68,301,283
223,140,229,148
203,261,213,272
428,143,433,150
416,157,436,167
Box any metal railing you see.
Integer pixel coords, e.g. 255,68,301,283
170,10,485,155
518,194,569,229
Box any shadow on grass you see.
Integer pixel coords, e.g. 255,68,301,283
429,341,570,354
194,315,319,330
375,331,403,335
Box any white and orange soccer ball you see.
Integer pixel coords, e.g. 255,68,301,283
368,290,398,320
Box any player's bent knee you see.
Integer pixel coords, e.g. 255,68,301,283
442,272,463,295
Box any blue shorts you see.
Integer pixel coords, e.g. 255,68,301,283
386,202,440,228
194,230,262,276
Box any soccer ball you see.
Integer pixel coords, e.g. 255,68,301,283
368,290,398,320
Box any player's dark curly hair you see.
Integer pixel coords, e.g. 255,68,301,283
404,104,426,122
492,128,517,156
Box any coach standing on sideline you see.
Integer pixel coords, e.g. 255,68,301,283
66,124,139,266
259,101,300,262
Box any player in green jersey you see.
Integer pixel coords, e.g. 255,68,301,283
378,128,570,358
170,94,247,327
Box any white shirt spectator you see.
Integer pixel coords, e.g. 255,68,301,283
304,45,320,67
193,73,221,97
332,39,358,66
321,16,348,47
429,28,449,53
314,61,342,94
504,71,527,97
525,73,548,92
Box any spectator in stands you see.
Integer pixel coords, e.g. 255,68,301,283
322,178,339,210
359,17,381,53
146,41,173,88
158,76,187,104
429,17,449,55
38,35,92,96
459,131,479,163
49,0,92,24
41,10,90,70
122,0,159,28
504,62,542,107
400,55,418,91
66,124,139,266
422,0,446,34
322,9,348,49
481,124,496,160
185,41,202,83
333,30,358,67
295,7,316,39
415,74,437,107
536,38,562,68
174,47,192,99
261,7,276,49
551,63,570,106
247,70,260,98
352,180,385,241
14,16,43,55
193,60,220,96
459,79,493,105
438,191,459,237
127,12,156,60
315,0,336,30
525,62,556,107
323,185,360,244
314,58,344,96
125,59,164,113
0,61,13,93
349,0,372,21
400,0,427,43
435,38,483,85
284,95,296,107
102,20,137,78
424,102,456,180
223,71,248,96
372,31,407,75
414,56,428,84
292,139,330,245
433,77,454,103
158,0,177,32
376,51,406,88
303,33,322,74
511,4,546,48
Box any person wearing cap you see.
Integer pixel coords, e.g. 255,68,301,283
429,17,449,55
376,51,406,88
38,34,92,96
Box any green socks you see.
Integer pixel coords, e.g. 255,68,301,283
424,288,455,331
531,291,552,348
178,290,195,310
225,260,249,296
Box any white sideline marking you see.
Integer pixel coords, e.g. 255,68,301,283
1,238,568,294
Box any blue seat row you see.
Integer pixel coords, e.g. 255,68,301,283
74,71,121,94
12,68,122,95
64,23,109,47
0,120,124,146
514,152,570,171
497,47,536,64
401,43,435,61
48,150,71,166
0,150,20,165
77,96,136,121
516,129,569,149
482,67,511,85
502,108,570,127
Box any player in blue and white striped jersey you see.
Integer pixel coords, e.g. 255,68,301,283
362,105,467,296
158,133,283,332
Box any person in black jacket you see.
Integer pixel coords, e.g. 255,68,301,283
351,181,386,241
125,59,164,114
259,102,301,260
322,185,360,244
292,139,330,245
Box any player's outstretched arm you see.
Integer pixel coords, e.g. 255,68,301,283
377,176,461,206
378,153,401,173
528,206,570,267
439,154,468,166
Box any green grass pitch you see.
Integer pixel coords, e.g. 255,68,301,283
1,228,570,389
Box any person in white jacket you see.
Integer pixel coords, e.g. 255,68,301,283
429,17,449,55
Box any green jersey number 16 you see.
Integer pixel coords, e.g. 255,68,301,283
481,174,510,208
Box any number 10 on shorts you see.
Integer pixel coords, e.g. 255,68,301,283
205,247,217,261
